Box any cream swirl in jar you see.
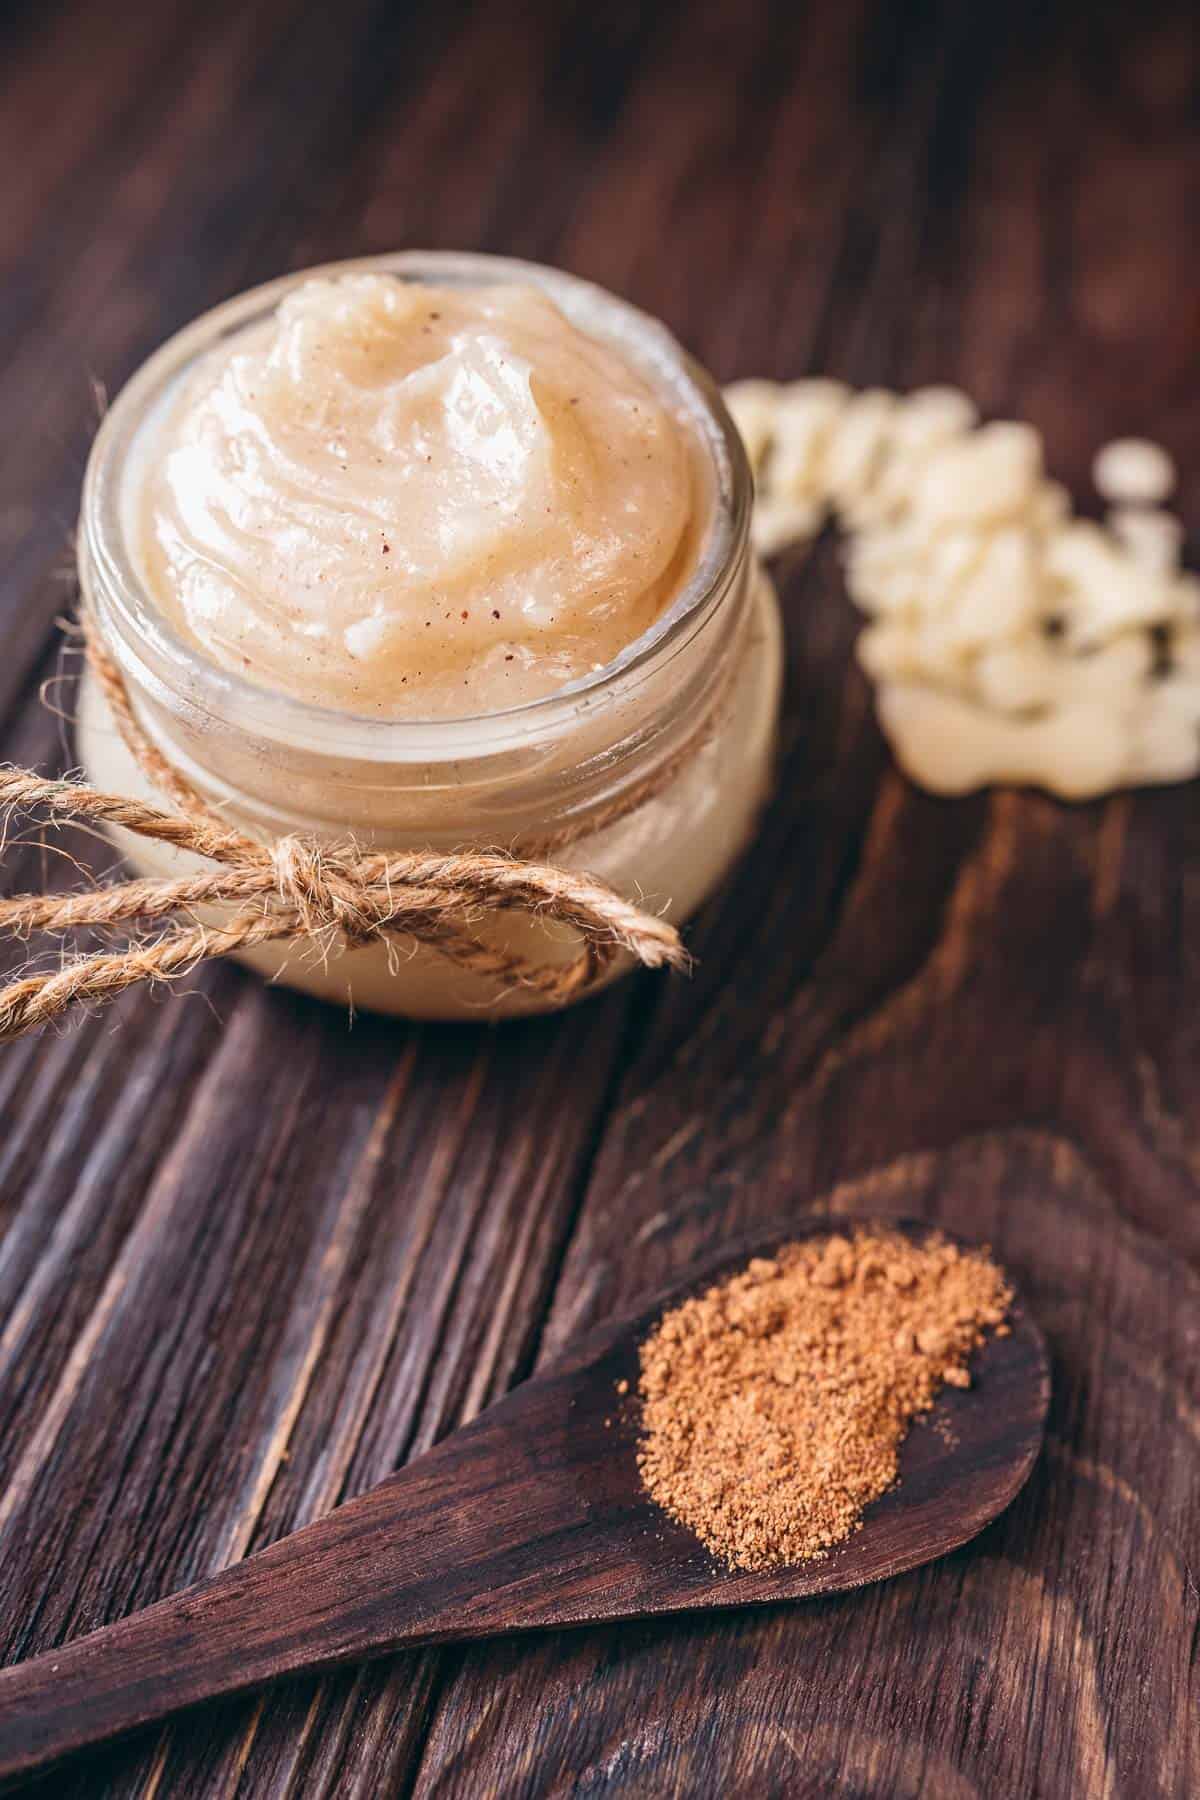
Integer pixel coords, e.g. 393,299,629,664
78,253,782,1020
137,274,704,715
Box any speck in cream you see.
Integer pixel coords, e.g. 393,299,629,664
135,273,706,717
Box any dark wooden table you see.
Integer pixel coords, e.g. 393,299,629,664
2,1,1198,1794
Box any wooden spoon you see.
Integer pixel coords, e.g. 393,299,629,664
0,1217,1049,1785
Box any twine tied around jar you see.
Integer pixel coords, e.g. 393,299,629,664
0,612,689,1043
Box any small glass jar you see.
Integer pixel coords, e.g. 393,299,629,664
76,252,783,1019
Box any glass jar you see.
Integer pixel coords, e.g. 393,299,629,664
75,252,783,1020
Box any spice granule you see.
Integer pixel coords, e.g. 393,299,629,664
635,1226,1013,1570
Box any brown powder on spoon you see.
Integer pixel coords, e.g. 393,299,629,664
635,1226,1013,1571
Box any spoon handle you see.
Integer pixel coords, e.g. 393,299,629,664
0,1220,1050,1786
0,1383,586,1784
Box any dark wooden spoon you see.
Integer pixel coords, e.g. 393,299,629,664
0,1217,1049,1786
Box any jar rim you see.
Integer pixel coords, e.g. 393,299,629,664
80,250,752,761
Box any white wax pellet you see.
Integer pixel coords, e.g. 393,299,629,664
822,390,897,511
750,495,823,556
734,367,1197,802
935,527,1041,653
1175,572,1200,626
1093,438,1176,506
911,422,1042,527
856,619,973,692
843,525,928,614
972,641,1060,713
1046,523,1176,644
895,386,979,447
1030,480,1071,532
1109,507,1184,574
1127,675,1200,783
856,621,923,682
769,379,851,499
723,380,781,474
867,388,978,518
876,681,1130,799
1171,624,1200,678
1066,634,1155,698
920,529,986,606
974,633,1152,715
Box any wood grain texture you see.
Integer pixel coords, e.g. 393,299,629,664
0,1218,1048,1784
1,0,1198,1794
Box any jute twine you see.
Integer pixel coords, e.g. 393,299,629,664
0,613,691,1043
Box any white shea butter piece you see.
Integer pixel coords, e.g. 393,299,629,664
1046,524,1178,645
769,380,851,501
729,375,1193,801
751,496,822,556
1093,438,1176,507
823,389,897,517
877,682,1130,800
1127,674,1200,782
934,528,1042,654
723,380,783,474
1109,508,1185,574
911,423,1042,528
973,633,1153,716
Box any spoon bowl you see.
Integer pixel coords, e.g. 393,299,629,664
0,1216,1050,1785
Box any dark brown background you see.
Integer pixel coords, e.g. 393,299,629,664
1,0,1198,1794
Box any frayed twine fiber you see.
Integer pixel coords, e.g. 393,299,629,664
0,612,689,1042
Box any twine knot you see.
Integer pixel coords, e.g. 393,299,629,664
0,609,692,1043
269,836,374,946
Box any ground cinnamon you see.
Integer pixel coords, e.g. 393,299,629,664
635,1226,1012,1571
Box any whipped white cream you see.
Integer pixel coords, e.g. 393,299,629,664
136,274,703,716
